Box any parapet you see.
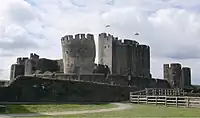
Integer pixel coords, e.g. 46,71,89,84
17,57,28,65
182,67,191,70
115,39,122,45
137,44,150,49
99,33,107,38
61,33,95,43
98,33,115,41
170,63,181,68
163,64,169,68
30,53,39,60
123,39,134,45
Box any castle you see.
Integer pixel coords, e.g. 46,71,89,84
0,32,193,102
8,33,191,89
9,33,151,80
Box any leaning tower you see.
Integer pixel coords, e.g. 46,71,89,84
61,33,96,74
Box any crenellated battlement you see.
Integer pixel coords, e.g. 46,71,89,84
170,63,182,68
137,44,150,49
30,53,39,61
182,67,190,70
123,39,137,45
99,33,115,41
61,33,94,41
17,57,28,65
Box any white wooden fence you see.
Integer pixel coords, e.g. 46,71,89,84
130,94,200,108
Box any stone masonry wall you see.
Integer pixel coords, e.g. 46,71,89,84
97,33,150,77
61,33,96,74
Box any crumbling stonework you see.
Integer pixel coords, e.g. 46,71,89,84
10,53,62,79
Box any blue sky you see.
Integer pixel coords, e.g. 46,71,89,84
0,0,200,84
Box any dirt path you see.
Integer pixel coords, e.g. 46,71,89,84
0,103,132,118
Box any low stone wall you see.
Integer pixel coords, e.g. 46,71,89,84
0,76,137,102
0,74,170,102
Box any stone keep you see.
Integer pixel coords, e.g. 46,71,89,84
61,33,96,74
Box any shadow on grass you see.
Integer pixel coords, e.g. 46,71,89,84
0,104,39,114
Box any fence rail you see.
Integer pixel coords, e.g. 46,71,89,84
130,94,200,108
130,88,184,96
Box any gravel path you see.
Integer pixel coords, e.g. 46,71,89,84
0,103,132,118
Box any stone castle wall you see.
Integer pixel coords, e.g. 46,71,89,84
97,33,150,78
0,75,170,102
61,34,96,74
23,74,170,89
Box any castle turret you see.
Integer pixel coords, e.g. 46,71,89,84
136,44,150,78
97,33,113,70
61,33,96,74
181,67,191,88
163,64,169,80
164,63,182,88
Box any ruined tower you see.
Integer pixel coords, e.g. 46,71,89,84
24,53,39,75
163,63,182,88
170,63,182,88
181,67,191,88
61,33,96,74
163,63,192,88
163,64,169,80
136,44,150,78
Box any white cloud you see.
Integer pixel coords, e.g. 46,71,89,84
0,0,200,85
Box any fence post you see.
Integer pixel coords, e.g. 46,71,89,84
165,96,167,106
187,97,189,108
176,97,178,107
156,96,157,105
137,95,139,104
146,96,148,104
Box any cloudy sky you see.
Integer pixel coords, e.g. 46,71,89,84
0,0,200,84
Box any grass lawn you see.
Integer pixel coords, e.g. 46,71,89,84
1,103,115,114
17,104,200,118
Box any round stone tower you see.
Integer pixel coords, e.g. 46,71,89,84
61,33,96,74
170,63,182,88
